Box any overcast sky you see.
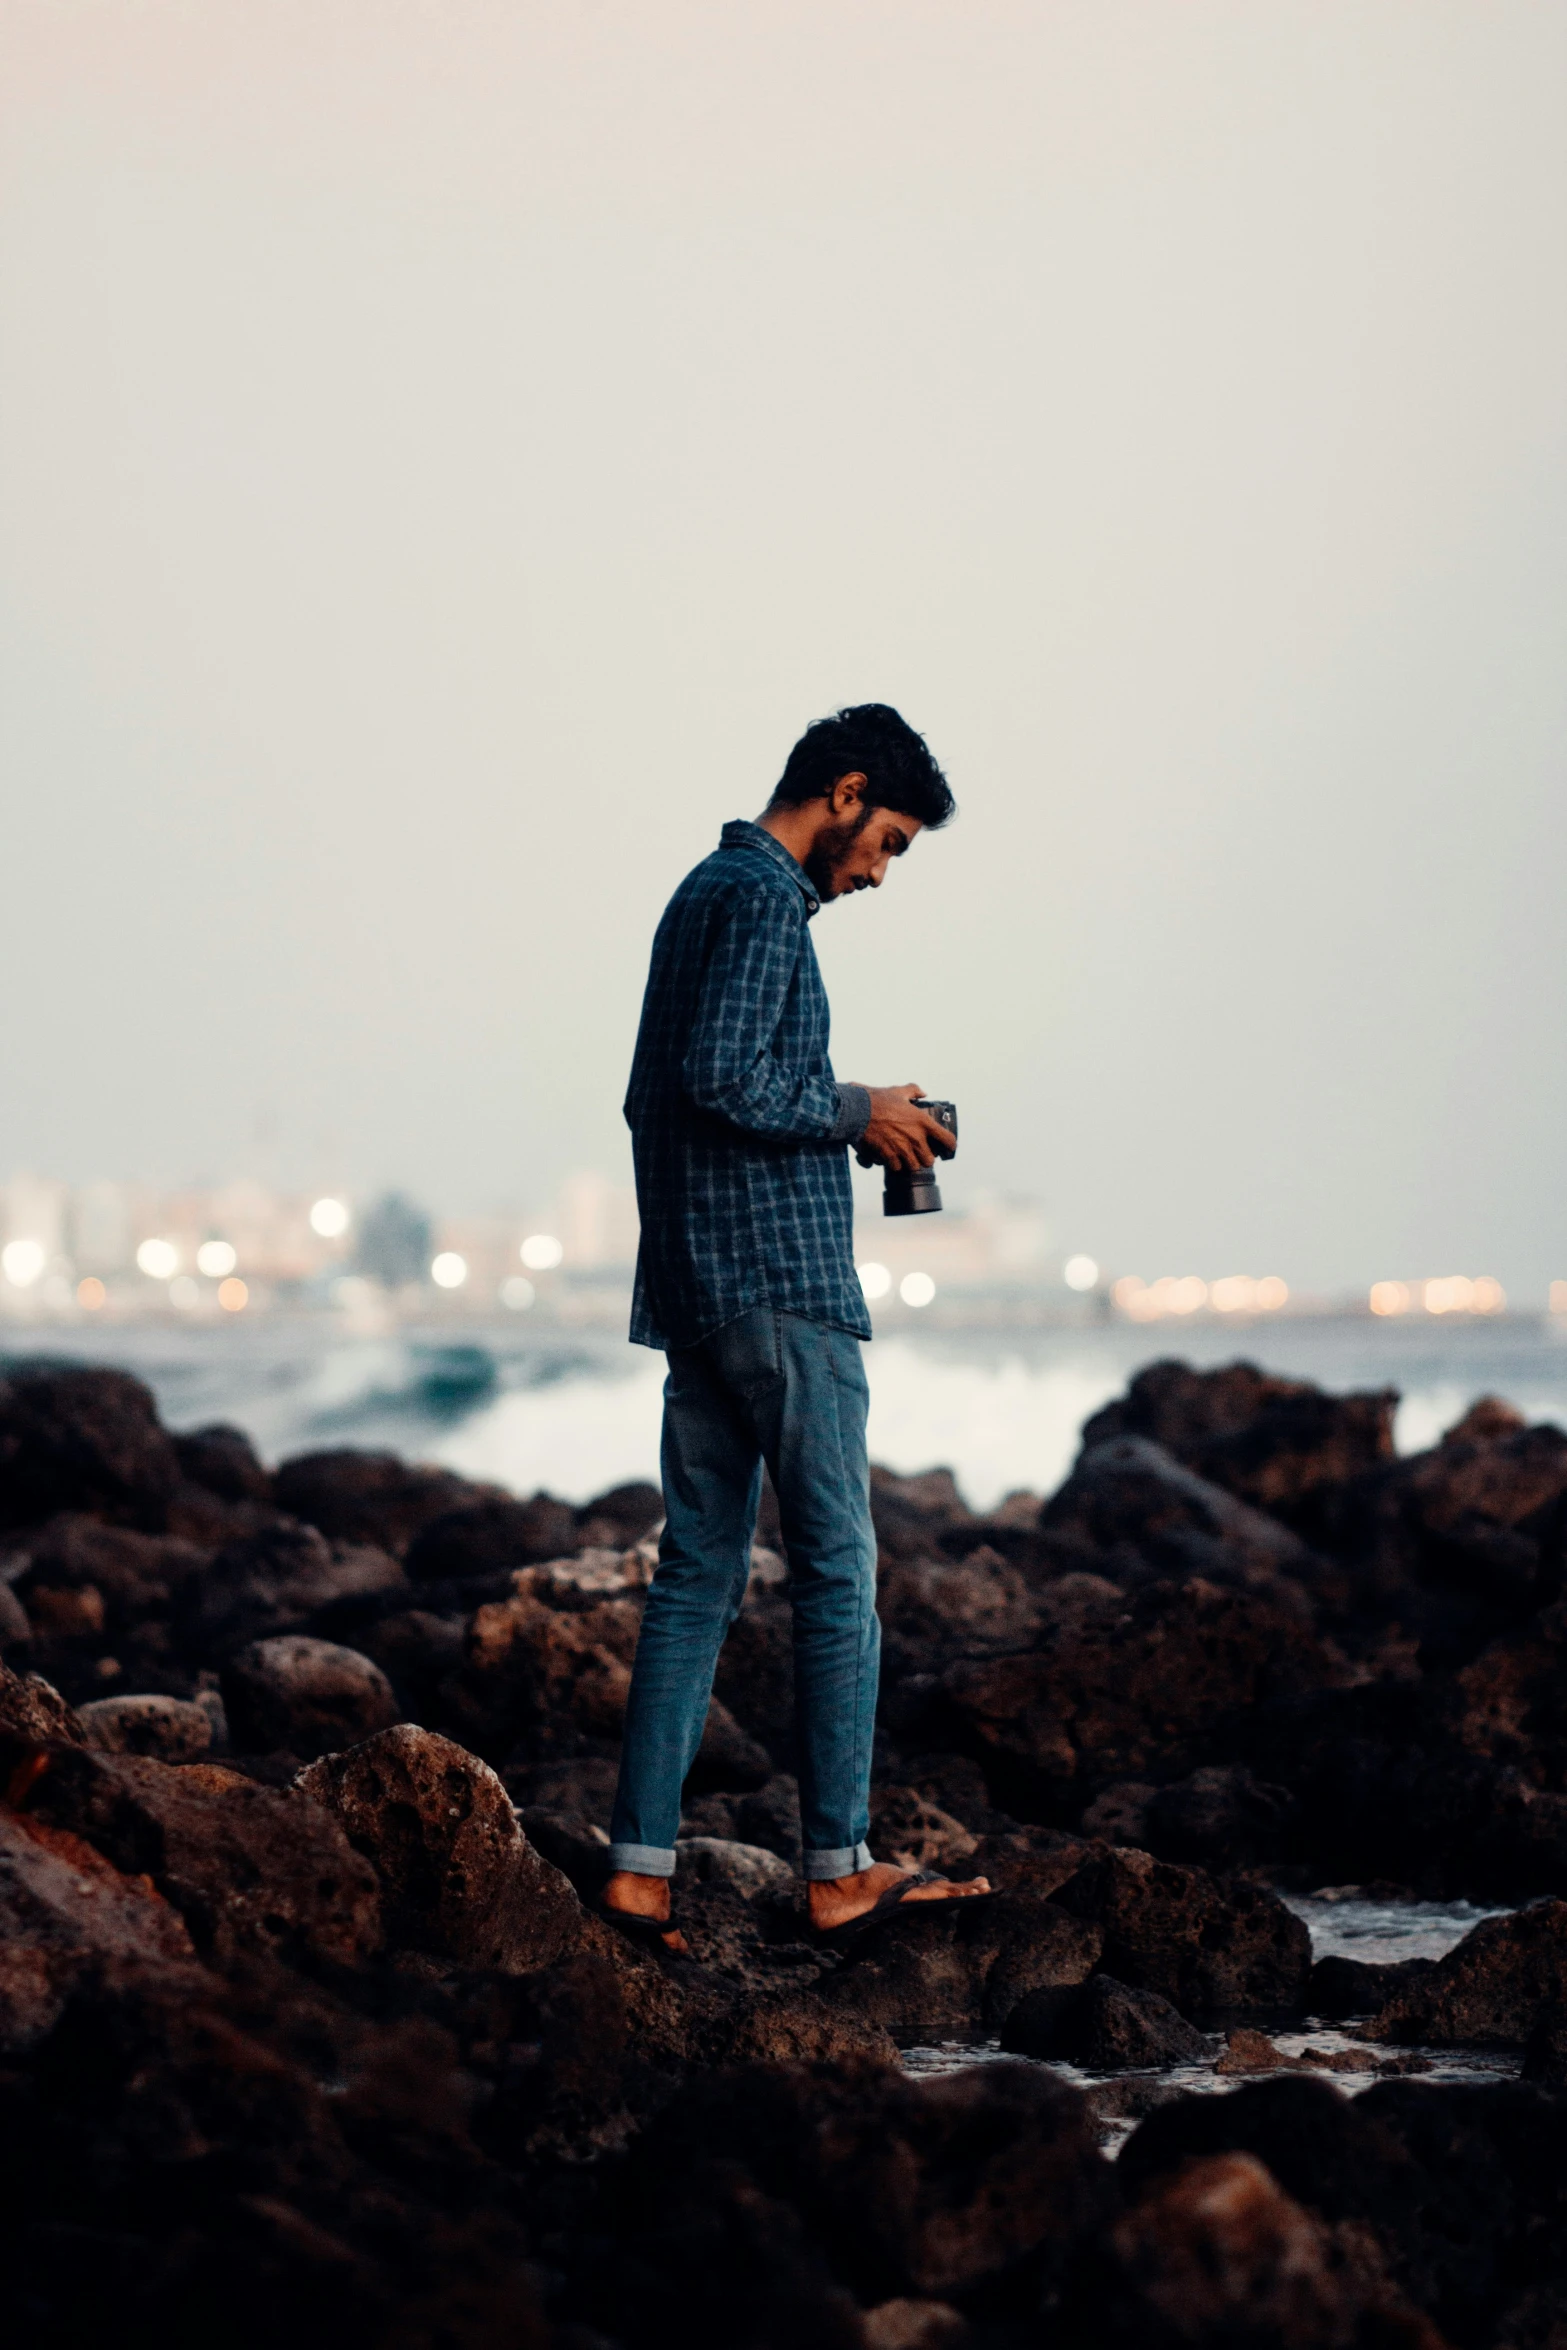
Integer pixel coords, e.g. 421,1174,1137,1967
2,2,1564,1295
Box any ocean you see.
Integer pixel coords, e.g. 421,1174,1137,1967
11,1308,1567,1509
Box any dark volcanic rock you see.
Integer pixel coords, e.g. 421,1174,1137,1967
1004,1972,1209,2068
404,1491,580,1580
176,1519,406,1661
1521,2004,1567,2086
820,1892,1102,2039
1308,1952,1436,2020
0,1656,85,1761
1367,1899,1567,2044
172,1420,272,1502
1144,1764,1300,1872
77,1691,213,1761
440,1572,640,1764
0,1363,181,1529
221,1633,401,1758
0,1806,200,2050
1066,2146,1445,2350
271,1448,489,1555
940,1571,1335,1820
575,1478,663,1544
23,1745,382,1967
1079,1358,1397,1526
684,1694,774,1793
297,1722,582,1970
1115,2071,1552,2345
1039,1433,1320,1589
588,2057,1113,2336
1053,1845,1312,2019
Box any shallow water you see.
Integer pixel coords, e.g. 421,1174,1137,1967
902,1894,1521,2153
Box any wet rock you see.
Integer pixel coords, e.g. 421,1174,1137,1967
404,1491,580,1580
271,1448,490,1556
221,1634,400,1758
1521,2004,1567,2086
1069,2147,1445,2350
77,1692,213,1761
940,1573,1334,1819
0,1363,181,1530
1144,1764,1298,1872
23,1744,382,1967
1308,1953,1435,2020
1052,1845,1312,2019
821,1891,1101,2040
877,1549,1047,1682
1005,1973,1209,2068
1367,1898,1567,2044
172,1420,272,1503
297,1722,581,1970
176,1520,406,1661
0,1806,200,2050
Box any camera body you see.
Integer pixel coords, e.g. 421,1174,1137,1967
884,1098,957,1217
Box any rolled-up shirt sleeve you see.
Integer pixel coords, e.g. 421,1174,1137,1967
682,889,848,1142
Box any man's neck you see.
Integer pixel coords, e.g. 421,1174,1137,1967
756,803,821,868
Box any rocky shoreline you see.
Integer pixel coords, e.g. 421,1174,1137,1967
3,1354,1567,2348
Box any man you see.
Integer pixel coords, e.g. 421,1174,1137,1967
603,703,991,1950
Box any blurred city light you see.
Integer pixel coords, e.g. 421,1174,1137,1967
1112,1271,1286,1320
1369,1280,1411,1317
520,1233,564,1271
1552,1281,1567,1316
431,1252,468,1289
900,1271,936,1307
1254,1276,1289,1310
857,1261,892,1301
169,1276,200,1309
501,1276,536,1311
136,1238,180,1280
76,1276,106,1310
1470,1276,1506,1313
217,1277,249,1312
2,1238,45,1287
310,1197,350,1239
1062,1253,1099,1292
196,1240,237,1278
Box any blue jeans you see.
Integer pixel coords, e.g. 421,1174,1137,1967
608,1308,880,1882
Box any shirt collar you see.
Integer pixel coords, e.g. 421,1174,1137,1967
719,818,820,915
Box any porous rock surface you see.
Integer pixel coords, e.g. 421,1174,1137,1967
5,1357,1567,2347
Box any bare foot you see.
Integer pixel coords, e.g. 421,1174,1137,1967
600,1868,688,1954
807,1861,992,1934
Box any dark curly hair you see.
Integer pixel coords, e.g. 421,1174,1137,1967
769,703,956,830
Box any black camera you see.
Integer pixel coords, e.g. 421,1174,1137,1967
884,1098,957,1217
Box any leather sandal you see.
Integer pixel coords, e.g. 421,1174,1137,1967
809,1869,997,1952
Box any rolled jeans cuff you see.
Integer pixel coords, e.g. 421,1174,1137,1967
802,1839,874,1882
606,1841,677,1878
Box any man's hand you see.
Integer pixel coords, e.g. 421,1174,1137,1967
852,1084,957,1172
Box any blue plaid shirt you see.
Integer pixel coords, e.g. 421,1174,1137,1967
625,820,873,1351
